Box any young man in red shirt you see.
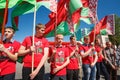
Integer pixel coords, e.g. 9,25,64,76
95,38,110,80
48,34,70,80
18,23,49,80
81,36,98,80
0,27,21,80
66,35,81,80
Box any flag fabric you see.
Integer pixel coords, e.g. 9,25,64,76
45,0,67,36
69,0,83,14
80,0,98,24
75,29,82,41
45,0,82,37
67,0,83,33
89,14,115,42
67,0,82,33
45,21,71,37
11,0,35,30
88,0,98,24
0,0,20,32
11,0,57,30
0,0,21,9
45,21,80,38
0,9,6,26
66,9,74,33
49,0,57,13
106,14,115,35
100,15,115,35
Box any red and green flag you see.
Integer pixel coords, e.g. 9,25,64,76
100,14,115,35
45,0,82,37
89,14,115,42
80,0,98,24
11,0,57,30
45,0,67,37
0,0,21,32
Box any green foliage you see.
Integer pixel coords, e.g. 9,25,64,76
109,15,120,46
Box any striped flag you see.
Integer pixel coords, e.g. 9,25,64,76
89,14,115,42
88,0,98,24
49,0,57,13
80,0,98,24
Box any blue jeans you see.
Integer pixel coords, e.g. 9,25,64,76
82,64,96,80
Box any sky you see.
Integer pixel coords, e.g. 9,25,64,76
5,0,120,42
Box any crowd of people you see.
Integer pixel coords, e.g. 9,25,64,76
0,23,119,80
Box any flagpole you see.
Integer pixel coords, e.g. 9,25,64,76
93,0,99,44
51,0,57,69
32,1,36,72
1,0,8,42
55,0,57,37
113,14,115,35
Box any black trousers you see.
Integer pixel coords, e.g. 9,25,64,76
96,62,110,80
66,69,79,80
0,73,15,80
105,64,117,80
50,74,66,80
22,66,45,80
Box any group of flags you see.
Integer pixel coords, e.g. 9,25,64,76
0,0,115,42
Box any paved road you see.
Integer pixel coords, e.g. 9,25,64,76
15,62,120,80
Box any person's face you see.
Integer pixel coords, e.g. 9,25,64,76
70,37,76,44
36,27,45,37
4,28,14,39
84,37,90,44
55,35,63,45
106,42,111,48
95,39,100,44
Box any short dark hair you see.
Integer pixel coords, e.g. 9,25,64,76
84,36,89,40
70,35,75,40
5,26,15,33
106,41,111,45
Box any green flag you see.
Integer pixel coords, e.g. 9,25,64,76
0,0,21,9
100,29,107,35
69,0,83,14
11,0,57,30
80,7,92,24
0,9,4,25
45,21,80,38
45,21,71,37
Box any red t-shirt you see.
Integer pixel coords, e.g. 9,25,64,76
81,44,94,64
66,45,79,69
22,36,49,67
49,46,69,76
95,45,103,62
0,40,21,76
